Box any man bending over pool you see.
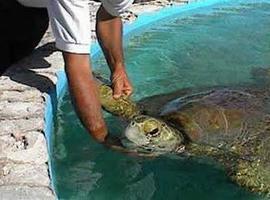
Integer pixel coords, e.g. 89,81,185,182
13,0,134,144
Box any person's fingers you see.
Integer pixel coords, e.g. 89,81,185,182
121,76,133,95
123,83,133,96
111,73,122,98
112,80,122,99
124,89,132,96
112,69,133,98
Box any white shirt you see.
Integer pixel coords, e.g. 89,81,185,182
16,0,133,53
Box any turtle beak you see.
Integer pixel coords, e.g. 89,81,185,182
124,125,149,146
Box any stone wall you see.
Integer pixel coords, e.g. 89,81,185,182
0,43,62,199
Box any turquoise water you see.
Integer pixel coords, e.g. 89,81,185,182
53,0,270,199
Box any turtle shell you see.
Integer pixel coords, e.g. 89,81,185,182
160,88,270,151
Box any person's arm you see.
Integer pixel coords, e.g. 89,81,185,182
96,5,133,99
63,53,108,142
47,0,108,142
47,0,133,144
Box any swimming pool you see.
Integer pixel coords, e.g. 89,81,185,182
52,0,270,199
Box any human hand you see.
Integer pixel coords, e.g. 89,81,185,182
111,67,133,99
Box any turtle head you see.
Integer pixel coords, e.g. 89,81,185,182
124,115,186,154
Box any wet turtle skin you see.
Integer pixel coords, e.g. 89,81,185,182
98,84,140,120
96,77,270,195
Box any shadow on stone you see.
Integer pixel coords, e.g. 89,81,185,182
3,42,58,94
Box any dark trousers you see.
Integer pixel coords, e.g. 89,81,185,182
0,0,49,74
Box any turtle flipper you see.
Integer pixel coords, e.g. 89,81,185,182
92,72,141,120
229,160,270,195
98,84,141,120
229,120,270,195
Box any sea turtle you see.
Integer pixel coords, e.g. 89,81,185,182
94,71,270,195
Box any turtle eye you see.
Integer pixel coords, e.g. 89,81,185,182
147,128,160,137
131,121,135,126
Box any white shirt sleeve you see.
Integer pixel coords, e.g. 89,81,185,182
47,0,92,54
18,0,134,54
100,0,134,16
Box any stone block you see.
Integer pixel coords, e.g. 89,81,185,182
0,76,32,92
0,185,54,200
0,118,44,136
0,102,44,120
0,131,48,164
0,90,43,103
0,161,50,187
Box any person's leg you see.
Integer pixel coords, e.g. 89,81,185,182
10,6,49,62
0,1,18,73
48,0,109,142
0,0,49,74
